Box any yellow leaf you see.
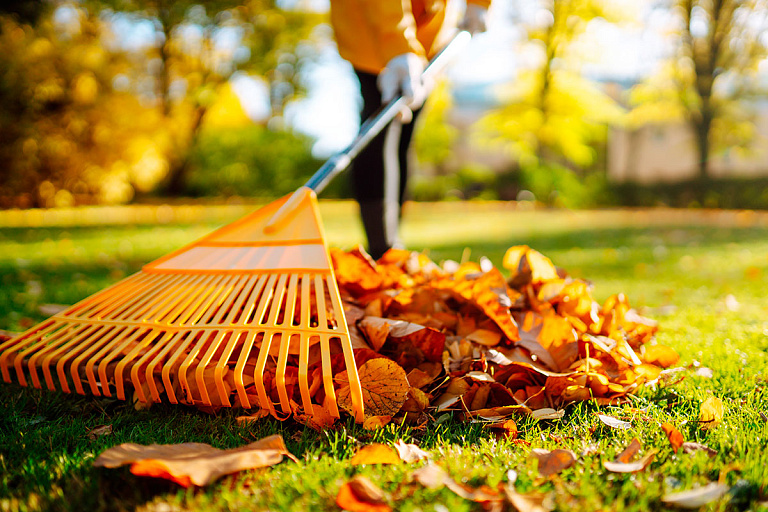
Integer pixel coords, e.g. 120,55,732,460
350,444,401,466
699,396,724,430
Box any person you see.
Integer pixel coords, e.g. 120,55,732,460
328,0,490,259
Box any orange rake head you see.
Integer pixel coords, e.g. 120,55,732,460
0,188,365,422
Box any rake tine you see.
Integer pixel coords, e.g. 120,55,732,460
71,326,122,395
233,331,258,408
253,331,277,415
93,327,146,397
178,330,215,403
298,274,313,413
16,323,81,388
54,324,110,393
212,331,243,406
40,323,102,391
132,330,182,403
320,335,339,418
162,332,195,404
275,332,293,415
194,330,227,406
114,329,167,400
0,320,57,383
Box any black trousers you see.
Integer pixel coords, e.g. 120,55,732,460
351,71,423,259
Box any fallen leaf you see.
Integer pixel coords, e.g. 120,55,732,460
504,486,555,512
87,424,113,440
699,396,724,430
532,408,565,421
488,419,518,439
643,345,680,368
393,440,430,463
603,451,656,473
661,482,730,508
336,476,391,512
412,462,447,489
236,409,271,425
681,442,717,457
615,438,642,464
661,423,685,453
597,414,632,430
694,367,714,378
530,448,577,477
93,435,292,487
336,358,410,419
350,444,401,466
362,416,392,430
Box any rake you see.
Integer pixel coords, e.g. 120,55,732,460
0,31,471,423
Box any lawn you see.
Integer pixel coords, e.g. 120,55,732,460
1,201,767,512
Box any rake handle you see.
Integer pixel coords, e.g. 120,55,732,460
265,30,472,232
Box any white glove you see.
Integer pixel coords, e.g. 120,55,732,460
377,53,426,123
460,4,488,35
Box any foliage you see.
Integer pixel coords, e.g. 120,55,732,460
628,0,768,179
0,9,168,208
477,0,625,171
611,175,768,209
0,0,323,205
412,79,458,172
184,125,322,198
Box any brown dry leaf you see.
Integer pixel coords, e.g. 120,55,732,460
643,345,680,368
681,442,717,457
531,409,565,421
337,358,410,419
661,422,685,453
699,396,724,430
488,419,518,439
661,482,730,508
411,463,503,503
87,424,113,441
93,435,292,487
350,444,401,466
393,440,430,463
530,448,577,477
362,416,392,430
236,409,271,425
336,476,391,512
504,487,555,512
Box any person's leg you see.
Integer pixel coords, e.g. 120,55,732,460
351,71,397,259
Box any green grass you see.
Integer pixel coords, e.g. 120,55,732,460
1,202,768,511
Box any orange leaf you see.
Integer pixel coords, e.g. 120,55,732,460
93,435,292,487
337,358,410,418
661,423,685,453
615,438,642,464
643,345,680,368
350,444,401,466
336,477,391,512
393,439,430,463
530,448,577,477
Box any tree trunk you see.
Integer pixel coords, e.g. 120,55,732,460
165,104,208,196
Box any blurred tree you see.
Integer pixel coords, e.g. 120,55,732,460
413,79,458,175
634,0,768,180
0,6,167,207
477,0,625,204
96,0,322,194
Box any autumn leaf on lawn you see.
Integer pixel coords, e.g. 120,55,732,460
661,482,730,508
699,396,724,430
350,444,401,466
87,424,113,440
336,475,391,512
642,345,680,368
661,423,685,453
597,414,632,430
336,358,410,419
681,442,717,457
530,448,577,477
393,439,430,463
362,416,392,430
504,486,555,512
93,435,293,487
411,462,503,503
603,438,656,473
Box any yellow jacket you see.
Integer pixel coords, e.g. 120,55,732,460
329,0,491,74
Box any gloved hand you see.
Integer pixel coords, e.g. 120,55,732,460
377,53,426,123
460,4,488,35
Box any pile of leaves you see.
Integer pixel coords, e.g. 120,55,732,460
323,245,678,427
